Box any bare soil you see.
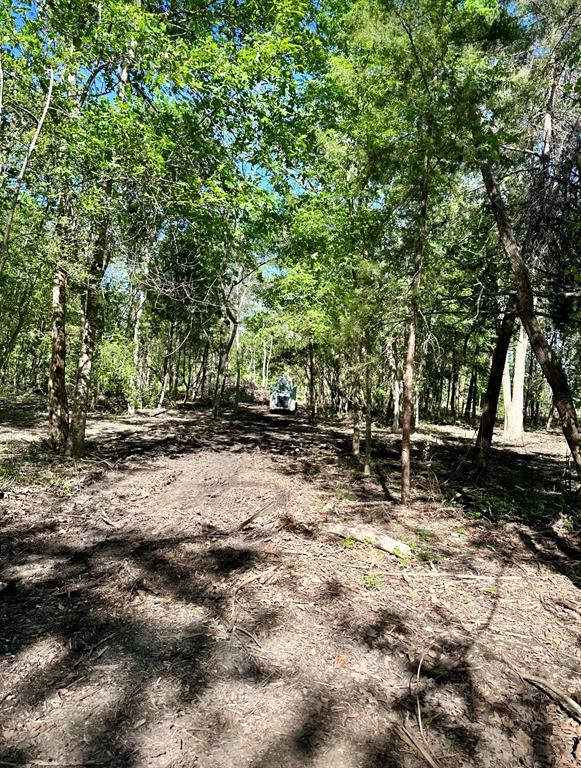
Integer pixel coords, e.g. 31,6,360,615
1,403,580,768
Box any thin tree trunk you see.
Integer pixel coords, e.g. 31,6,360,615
183,337,198,404
437,373,444,418
171,331,181,401
213,312,238,420
265,337,272,387
130,275,147,413
464,365,477,419
401,151,428,504
68,212,109,458
503,322,528,440
481,163,581,476
262,341,267,387
48,265,69,451
352,393,361,458
502,353,512,432
235,327,241,405
364,349,372,476
157,322,174,410
450,361,458,421
157,367,169,409
392,373,401,431
524,347,535,424
413,358,423,429
196,340,209,399
472,308,515,478
308,340,316,425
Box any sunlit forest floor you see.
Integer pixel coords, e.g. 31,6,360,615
1,401,580,768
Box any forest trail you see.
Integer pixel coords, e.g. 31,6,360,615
1,404,580,768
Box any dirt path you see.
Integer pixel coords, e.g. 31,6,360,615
1,405,580,767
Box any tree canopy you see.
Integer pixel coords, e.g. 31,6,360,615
0,0,579,491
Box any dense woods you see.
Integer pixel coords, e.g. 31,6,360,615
1,0,579,489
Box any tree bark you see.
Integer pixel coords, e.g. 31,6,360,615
262,340,268,387
392,372,401,431
481,163,581,475
130,274,148,413
401,151,428,504
196,339,209,399
213,301,238,420
464,365,477,419
364,349,372,476
48,265,69,451
235,326,241,405
265,337,272,387
503,321,528,440
68,213,109,457
472,308,515,479
523,345,534,423
352,393,361,458
307,340,316,425
450,359,458,421
212,321,237,419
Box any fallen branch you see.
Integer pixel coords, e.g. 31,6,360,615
73,632,118,669
524,675,581,723
336,563,522,579
231,624,263,649
395,723,443,768
391,571,520,580
234,499,275,532
320,522,412,557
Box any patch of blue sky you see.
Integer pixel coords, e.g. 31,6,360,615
103,262,130,290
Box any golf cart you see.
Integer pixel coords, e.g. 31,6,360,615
269,376,297,414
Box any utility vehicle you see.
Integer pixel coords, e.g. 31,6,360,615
269,376,297,413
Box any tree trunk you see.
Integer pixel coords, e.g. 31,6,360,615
48,265,69,451
196,340,209,399
464,364,477,419
481,163,581,476
352,393,361,458
503,321,528,441
130,277,147,413
235,326,241,405
401,151,428,504
183,341,195,404
392,373,401,431
413,358,423,429
502,355,511,423
364,350,372,477
450,361,458,421
523,347,535,425
171,330,181,401
212,317,237,419
265,337,272,387
308,340,316,425
68,214,109,457
472,308,515,478
262,341,268,387
437,373,444,418
157,368,169,409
